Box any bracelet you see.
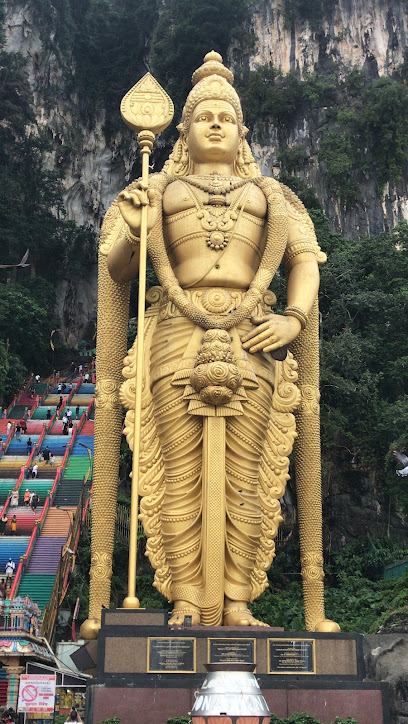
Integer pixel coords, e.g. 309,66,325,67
125,226,140,245
284,305,308,330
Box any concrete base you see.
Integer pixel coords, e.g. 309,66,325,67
86,680,390,724
78,609,391,724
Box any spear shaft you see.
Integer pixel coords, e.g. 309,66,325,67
120,74,174,608
123,131,154,608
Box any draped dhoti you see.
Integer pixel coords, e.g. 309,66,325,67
150,310,275,611
121,287,299,624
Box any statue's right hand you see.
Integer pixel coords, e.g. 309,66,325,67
117,183,159,237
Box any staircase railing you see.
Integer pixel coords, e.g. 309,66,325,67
47,413,57,432
0,424,15,460
4,396,17,418
9,521,41,599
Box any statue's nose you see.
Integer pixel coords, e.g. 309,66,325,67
211,121,221,128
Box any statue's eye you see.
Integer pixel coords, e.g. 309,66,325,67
197,115,208,121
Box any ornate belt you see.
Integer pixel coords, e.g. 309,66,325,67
156,287,276,324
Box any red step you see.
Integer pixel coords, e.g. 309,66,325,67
81,420,94,434
26,421,46,435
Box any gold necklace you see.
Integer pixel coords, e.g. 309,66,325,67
180,180,251,250
184,174,249,195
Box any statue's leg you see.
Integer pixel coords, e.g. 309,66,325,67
150,319,203,622
223,377,272,626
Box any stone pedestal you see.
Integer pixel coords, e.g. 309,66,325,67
76,609,390,724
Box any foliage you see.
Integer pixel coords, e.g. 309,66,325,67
278,144,308,173
251,536,408,633
166,714,359,723
237,67,304,134
0,341,26,407
270,716,358,724
0,282,60,400
357,77,408,188
54,715,67,724
150,0,253,124
0,11,97,274
317,76,408,194
317,221,408,500
96,718,120,724
238,66,338,139
319,130,357,205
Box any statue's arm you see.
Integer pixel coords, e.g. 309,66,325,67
106,181,161,284
107,236,140,284
285,251,320,317
242,202,319,354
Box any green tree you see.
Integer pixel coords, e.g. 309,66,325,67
0,283,56,373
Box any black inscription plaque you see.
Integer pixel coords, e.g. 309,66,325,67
209,638,255,664
268,638,315,674
147,637,195,673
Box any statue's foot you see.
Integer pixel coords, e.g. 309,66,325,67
314,619,341,633
223,607,269,627
168,604,201,627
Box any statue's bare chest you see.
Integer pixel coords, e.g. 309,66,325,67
161,178,267,288
163,178,267,220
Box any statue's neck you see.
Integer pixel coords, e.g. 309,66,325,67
191,162,235,176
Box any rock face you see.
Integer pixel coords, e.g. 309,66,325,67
252,0,408,77
249,0,408,238
4,0,408,338
365,634,408,723
5,1,138,344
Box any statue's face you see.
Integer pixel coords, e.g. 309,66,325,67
187,100,240,166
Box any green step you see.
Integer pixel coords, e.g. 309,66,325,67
18,574,56,612
32,407,55,420
0,481,17,501
34,383,47,393
63,457,90,479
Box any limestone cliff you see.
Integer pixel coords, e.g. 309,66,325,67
4,0,408,336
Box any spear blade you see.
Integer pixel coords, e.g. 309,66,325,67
120,72,174,135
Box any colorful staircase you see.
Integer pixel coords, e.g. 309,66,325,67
2,368,94,620
18,574,56,611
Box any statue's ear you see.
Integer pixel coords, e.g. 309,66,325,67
242,125,249,137
176,123,184,133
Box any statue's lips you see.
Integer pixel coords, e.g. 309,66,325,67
206,133,224,141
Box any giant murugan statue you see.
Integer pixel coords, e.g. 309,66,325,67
80,52,339,639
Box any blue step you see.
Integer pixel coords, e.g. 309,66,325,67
0,537,29,570
72,436,94,455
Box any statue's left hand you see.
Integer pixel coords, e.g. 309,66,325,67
241,314,301,353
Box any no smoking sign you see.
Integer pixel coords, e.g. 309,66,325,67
18,675,56,713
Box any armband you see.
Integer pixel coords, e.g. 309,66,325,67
125,226,141,246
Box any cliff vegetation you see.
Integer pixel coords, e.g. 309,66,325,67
1,0,408,547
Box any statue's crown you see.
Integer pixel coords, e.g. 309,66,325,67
180,51,243,133
191,51,234,86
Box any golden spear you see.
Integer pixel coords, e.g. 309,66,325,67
120,74,174,608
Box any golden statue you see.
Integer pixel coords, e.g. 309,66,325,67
80,52,339,639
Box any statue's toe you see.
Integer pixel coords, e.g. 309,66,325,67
223,608,268,627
